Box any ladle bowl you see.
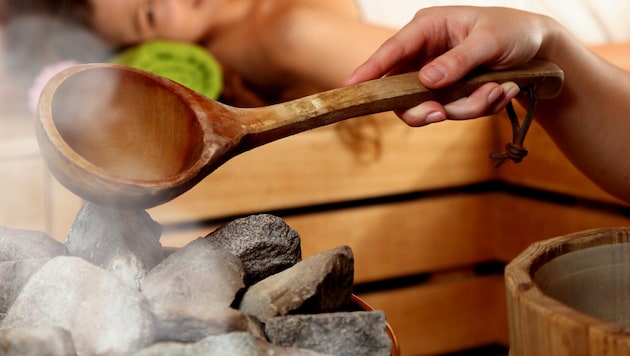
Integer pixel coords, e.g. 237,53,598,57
36,61,564,209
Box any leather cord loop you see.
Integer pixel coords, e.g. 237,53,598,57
489,85,537,168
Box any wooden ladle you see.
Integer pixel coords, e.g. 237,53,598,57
35,60,563,209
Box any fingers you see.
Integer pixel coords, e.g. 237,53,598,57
397,82,520,127
396,102,446,127
346,7,539,88
345,9,441,85
418,40,487,88
343,38,407,85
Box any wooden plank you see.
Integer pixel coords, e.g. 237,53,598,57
590,43,630,71
13,43,630,237
156,189,630,354
287,194,495,283
494,114,627,205
0,136,40,161
158,193,498,283
357,274,509,355
0,82,57,236
147,115,496,225
159,190,630,284
487,193,630,263
48,114,496,237
48,179,83,241
0,157,49,233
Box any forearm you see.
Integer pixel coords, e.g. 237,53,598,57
344,6,630,203
533,22,630,202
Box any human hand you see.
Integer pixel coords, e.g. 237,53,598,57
345,6,552,126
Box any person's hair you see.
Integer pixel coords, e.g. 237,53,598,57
1,0,92,26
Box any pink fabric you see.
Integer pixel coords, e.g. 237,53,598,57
28,60,80,114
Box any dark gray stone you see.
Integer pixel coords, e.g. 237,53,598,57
0,226,66,262
238,246,354,322
64,202,165,290
1,256,155,355
265,311,392,356
202,214,301,285
0,326,76,356
141,241,245,308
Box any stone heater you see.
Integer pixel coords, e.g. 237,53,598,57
0,206,395,355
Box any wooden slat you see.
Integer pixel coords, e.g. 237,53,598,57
15,43,630,237
158,190,630,284
146,115,496,225
486,193,630,263
590,42,630,71
48,179,83,240
494,114,627,205
0,157,49,232
48,114,496,238
358,274,508,355
0,136,40,161
160,192,496,282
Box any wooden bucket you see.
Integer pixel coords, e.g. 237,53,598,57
505,227,630,355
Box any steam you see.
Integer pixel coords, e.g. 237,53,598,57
1,14,154,207
3,14,112,92
27,59,79,113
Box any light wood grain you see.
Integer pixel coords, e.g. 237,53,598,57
506,228,630,356
494,108,628,205
359,274,508,356
156,191,630,281
0,157,49,232
147,116,496,225
47,114,497,237
36,62,562,208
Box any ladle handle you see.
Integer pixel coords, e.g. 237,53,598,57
242,60,563,147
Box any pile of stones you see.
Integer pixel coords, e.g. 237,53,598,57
0,202,392,355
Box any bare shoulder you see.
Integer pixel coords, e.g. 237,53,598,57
264,0,361,19
299,0,361,18
203,0,366,93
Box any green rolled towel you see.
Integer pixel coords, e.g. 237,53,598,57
112,40,223,99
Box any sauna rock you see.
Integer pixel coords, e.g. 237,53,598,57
0,209,391,355
64,201,164,290
265,311,392,356
1,256,156,355
238,245,354,322
141,239,245,308
202,213,302,285
0,226,67,261
134,332,327,356
0,326,76,356
152,301,264,343
0,258,49,319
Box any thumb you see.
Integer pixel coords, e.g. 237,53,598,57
418,44,486,89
